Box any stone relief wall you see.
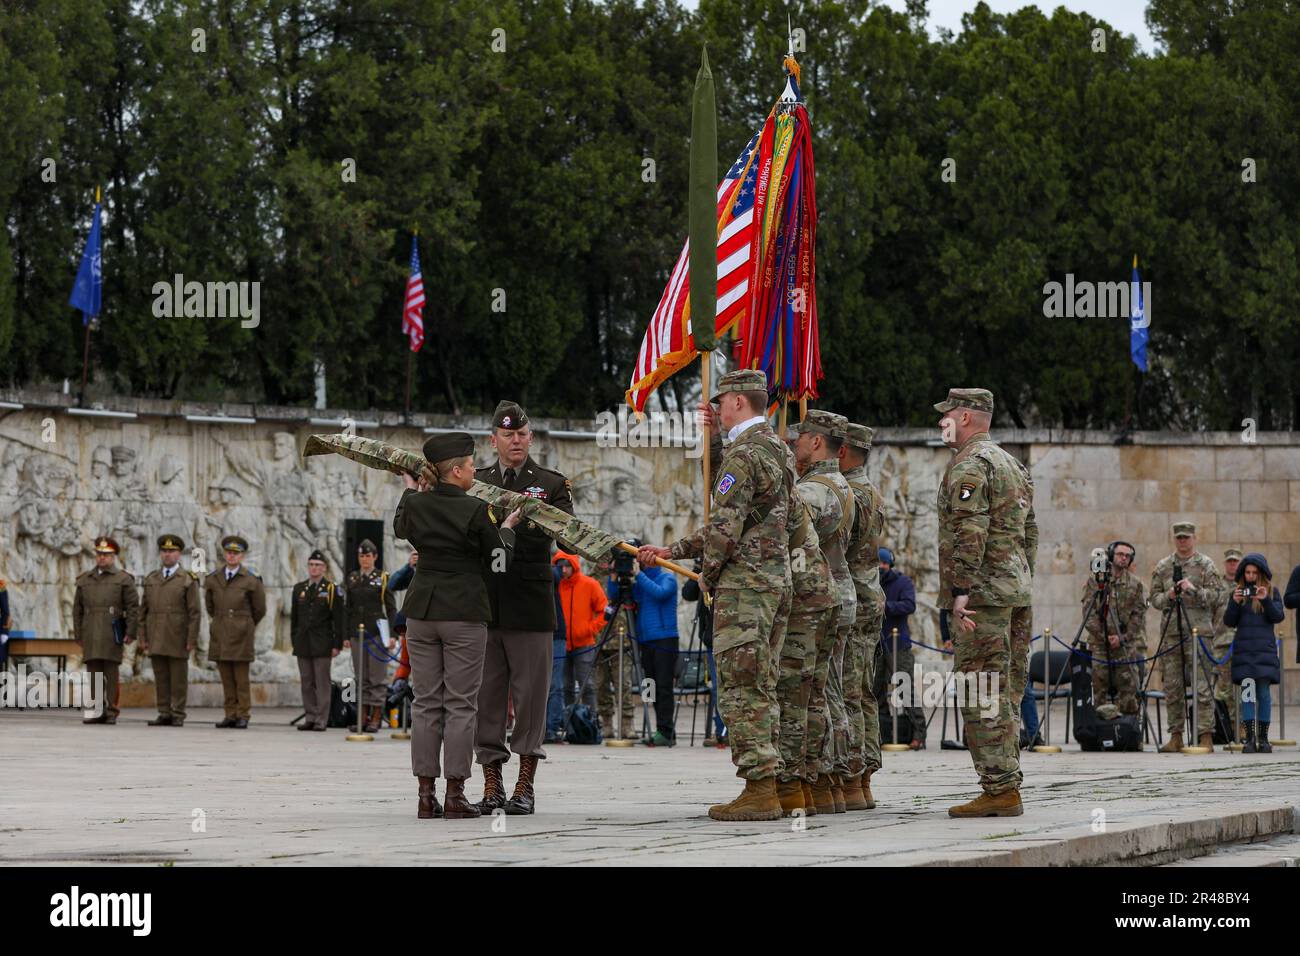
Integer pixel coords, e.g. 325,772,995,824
1,399,1296,702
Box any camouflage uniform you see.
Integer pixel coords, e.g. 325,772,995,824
842,424,886,775
1080,566,1145,717
1149,528,1219,739
936,390,1036,797
793,412,856,784
668,373,792,782
1210,552,1242,734
596,613,637,737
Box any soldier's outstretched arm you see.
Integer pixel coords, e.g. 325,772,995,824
947,459,991,589
669,455,752,582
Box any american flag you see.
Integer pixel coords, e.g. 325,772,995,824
626,131,762,412
402,235,425,353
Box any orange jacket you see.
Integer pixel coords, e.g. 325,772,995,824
552,552,607,652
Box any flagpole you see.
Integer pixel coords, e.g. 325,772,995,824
77,185,101,406
701,351,711,521
404,350,413,417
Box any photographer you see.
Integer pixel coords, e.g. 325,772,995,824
615,552,680,746
1079,541,1145,723
1224,552,1284,753
552,551,605,718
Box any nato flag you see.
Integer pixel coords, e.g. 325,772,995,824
1129,255,1148,372
69,202,102,325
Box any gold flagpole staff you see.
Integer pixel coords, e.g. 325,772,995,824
347,623,374,742
1034,627,1061,753
882,627,909,753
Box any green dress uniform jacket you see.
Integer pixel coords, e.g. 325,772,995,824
73,566,140,663
204,566,267,662
139,567,201,657
290,578,344,657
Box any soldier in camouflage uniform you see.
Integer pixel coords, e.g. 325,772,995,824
792,410,856,814
1149,522,1219,751
840,423,885,809
640,370,792,822
1211,549,1242,740
935,389,1036,818
1079,541,1144,723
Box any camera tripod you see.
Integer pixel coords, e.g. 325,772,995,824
566,572,642,745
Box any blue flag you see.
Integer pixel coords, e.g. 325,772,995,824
69,202,103,325
1129,254,1148,372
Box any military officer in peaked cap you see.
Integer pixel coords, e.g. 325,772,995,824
345,538,397,733
140,534,200,726
74,536,140,724
291,549,344,731
205,535,267,728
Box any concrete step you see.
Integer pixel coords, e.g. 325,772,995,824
1159,832,1300,867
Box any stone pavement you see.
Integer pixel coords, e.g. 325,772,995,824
2,707,1297,866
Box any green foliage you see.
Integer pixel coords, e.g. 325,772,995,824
1,0,1297,428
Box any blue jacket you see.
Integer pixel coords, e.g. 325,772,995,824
388,563,414,592
552,563,566,643
881,568,916,646
1224,553,1283,685
607,566,678,643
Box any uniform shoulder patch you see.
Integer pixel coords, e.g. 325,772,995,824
958,482,977,501
716,472,737,495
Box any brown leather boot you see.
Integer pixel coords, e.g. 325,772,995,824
1197,732,1213,750
948,790,1023,818
862,770,876,809
841,773,869,811
417,776,443,819
810,775,837,814
475,761,507,813
1159,731,1184,753
708,778,782,821
444,778,481,819
363,706,381,734
801,781,817,816
776,779,805,816
830,774,847,813
503,755,538,815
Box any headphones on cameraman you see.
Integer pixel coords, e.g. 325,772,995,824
1106,540,1136,564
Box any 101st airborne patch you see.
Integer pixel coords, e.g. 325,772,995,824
958,482,977,501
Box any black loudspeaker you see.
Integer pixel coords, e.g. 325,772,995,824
343,519,386,576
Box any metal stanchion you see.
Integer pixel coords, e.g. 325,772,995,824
346,624,373,742
883,627,909,753
1274,638,1295,746
606,621,634,747
1182,627,1211,753
391,693,411,741
1033,627,1061,753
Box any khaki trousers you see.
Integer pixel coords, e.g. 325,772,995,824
152,654,189,719
216,660,251,719
85,659,119,719
408,619,488,780
297,655,332,728
475,628,550,766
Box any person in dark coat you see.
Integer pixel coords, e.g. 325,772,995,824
1224,552,1284,753
1284,562,1300,664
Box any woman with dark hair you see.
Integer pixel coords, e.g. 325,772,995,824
1224,552,1284,753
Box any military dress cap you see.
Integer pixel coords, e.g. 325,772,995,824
794,409,848,438
221,534,249,553
357,538,378,554
492,400,529,430
1223,547,1243,561
844,422,874,450
110,445,136,462
94,535,120,554
157,533,185,551
1171,521,1196,537
423,431,474,463
308,549,327,563
709,368,768,402
933,388,994,414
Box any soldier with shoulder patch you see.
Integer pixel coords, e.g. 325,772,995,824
473,400,573,815
640,369,793,821
935,388,1037,818
345,539,397,734
292,549,344,731
74,536,140,725
140,534,200,726
205,535,267,728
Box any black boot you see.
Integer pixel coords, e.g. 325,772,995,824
1258,721,1272,754
503,755,538,815
475,761,507,813
1242,721,1257,754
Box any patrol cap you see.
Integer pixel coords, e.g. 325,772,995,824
221,535,249,553
157,534,185,551
793,409,848,439
308,549,327,564
492,400,528,431
357,539,378,554
933,388,994,415
1171,521,1196,537
423,431,474,463
1223,548,1243,561
709,369,767,403
844,422,874,451
94,536,120,554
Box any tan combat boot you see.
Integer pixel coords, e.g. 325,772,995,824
708,778,783,821
1158,731,1183,753
810,775,837,814
830,774,847,813
776,779,806,816
948,790,1023,818
862,770,876,809
841,773,869,811
800,781,817,816
1197,732,1213,750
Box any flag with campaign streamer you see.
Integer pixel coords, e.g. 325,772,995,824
69,197,103,326
627,52,822,411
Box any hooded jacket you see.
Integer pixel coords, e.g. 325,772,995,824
552,552,607,652
880,566,916,645
607,565,678,642
1224,552,1283,685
